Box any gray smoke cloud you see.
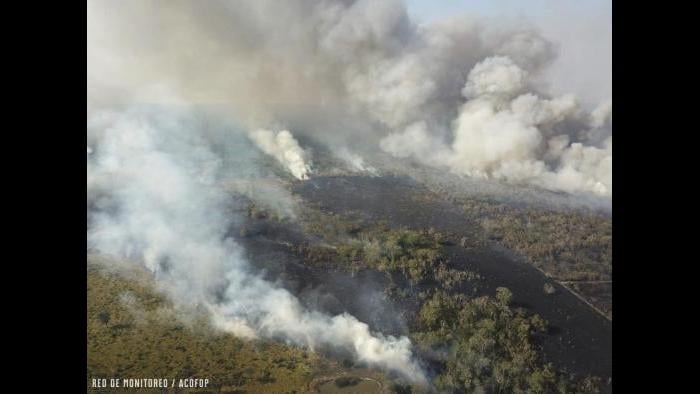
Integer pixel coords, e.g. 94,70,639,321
87,0,610,197
380,55,612,196
86,107,426,382
87,0,611,383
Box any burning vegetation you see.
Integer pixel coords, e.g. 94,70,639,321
87,0,611,392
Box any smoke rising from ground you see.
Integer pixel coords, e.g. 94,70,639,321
249,129,312,180
380,56,612,196
87,0,610,197
87,0,610,383
86,108,426,382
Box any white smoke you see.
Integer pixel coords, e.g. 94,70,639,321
86,108,425,383
248,129,312,180
87,0,610,198
226,178,301,220
462,55,528,99
380,56,612,196
337,147,379,175
87,0,611,382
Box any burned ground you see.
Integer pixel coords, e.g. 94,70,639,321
87,174,611,393
292,176,612,388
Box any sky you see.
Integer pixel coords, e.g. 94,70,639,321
406,0,612,106
405,0,611,22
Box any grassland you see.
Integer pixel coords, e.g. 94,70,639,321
454,196,612,319
289,206,603,393
88,260,326,393
87,196,608,394
296,205,477,293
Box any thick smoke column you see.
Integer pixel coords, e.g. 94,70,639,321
380,56,612,196
87,0,610,198
86,108,426,382
87,0,611,383
249,129,312,180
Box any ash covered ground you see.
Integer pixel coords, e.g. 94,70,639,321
88,171,612,393
87,1,612,392
236,175,612,386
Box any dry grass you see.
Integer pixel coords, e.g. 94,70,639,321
87,261,322,393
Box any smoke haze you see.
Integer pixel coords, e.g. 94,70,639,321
86,107,426,382
87,0,611,383
87,0,610,197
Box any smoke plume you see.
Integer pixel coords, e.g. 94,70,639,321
87,0,611,384
86,107,426,382
87,0,610,198
380,56,612,196
248,129,312,180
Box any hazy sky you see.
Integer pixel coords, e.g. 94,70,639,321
406,0,610,22
406,0,612,106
